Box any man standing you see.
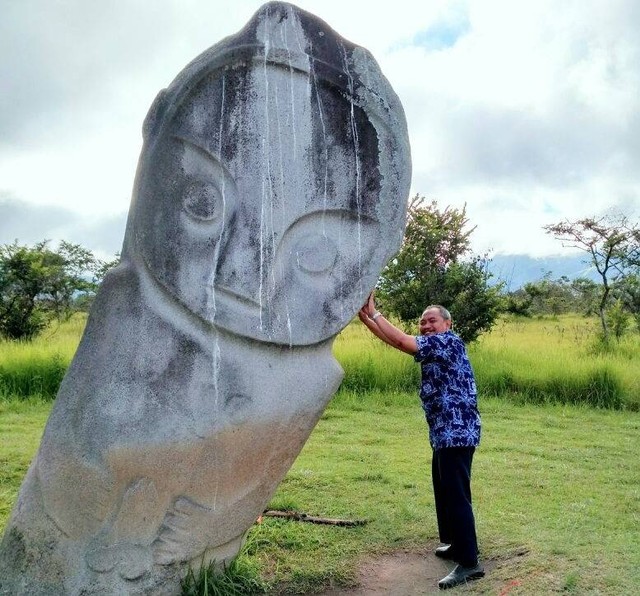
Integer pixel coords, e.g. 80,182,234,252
359,293,484,590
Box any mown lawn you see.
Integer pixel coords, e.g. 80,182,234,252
2,393,638,594
244,392,640,594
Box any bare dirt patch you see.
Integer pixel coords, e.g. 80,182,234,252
319,544,524,595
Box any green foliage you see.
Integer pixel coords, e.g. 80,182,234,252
180,555,267,595
0,244,50,340
570,277,601,315
606,299,632,342
503,292,533,317
0,240,112,341
506,274,600,317
525,275,574,316
613,273,640,330
377,196,503,342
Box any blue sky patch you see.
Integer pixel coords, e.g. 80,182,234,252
413,17,470,51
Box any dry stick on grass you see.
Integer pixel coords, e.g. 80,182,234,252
262,510,368,527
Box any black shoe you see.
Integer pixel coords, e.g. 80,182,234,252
438,564,485,590
434,544,456,560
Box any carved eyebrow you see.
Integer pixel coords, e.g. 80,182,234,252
292,208,379,225
172,135,223,165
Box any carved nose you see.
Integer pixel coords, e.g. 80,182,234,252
212,221,275,310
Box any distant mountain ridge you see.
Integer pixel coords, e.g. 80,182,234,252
487,253,598,290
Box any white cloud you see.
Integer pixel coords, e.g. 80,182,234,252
0,0,638,257
0,195,125,259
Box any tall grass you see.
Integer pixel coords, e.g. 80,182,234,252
332,324,419,394
334,315,640,410
469,315,639,410
0,314,84,400
180,555,267,595
1,313,638,409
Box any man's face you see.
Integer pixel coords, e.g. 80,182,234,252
418,308,451,336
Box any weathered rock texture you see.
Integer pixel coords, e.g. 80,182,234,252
0,2,410,594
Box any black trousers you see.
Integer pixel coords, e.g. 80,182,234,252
432,447,479,567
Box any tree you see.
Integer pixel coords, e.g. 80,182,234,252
544,213,640,341
524,275,574,316
0,244,50,340
504,274,601,318
606,299,631,341
570,277,601,316
0,240,110,340
377,195,503,342
612,273,640,331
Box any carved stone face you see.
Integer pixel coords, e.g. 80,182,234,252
129,3,410,345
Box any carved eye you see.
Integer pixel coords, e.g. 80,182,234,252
294,234,338,274
182,181,223,221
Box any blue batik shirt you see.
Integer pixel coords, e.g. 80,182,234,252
414,331,481,450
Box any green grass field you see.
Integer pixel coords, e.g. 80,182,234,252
1,315,639,593
257,394,640,594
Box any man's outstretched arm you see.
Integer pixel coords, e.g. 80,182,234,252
358,293,418,355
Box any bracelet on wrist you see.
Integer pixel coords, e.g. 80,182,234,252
372,311,382,320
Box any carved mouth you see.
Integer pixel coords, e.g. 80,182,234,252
213,285,260,309
207,284,262,321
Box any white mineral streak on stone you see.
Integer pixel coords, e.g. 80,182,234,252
210,72,228,509
270,89,280,296
0,3,410,594
287,13,310,347
310,48,329,237
260,67,269,332
341,43,363,298
272,92,294,346
208,72,227,324
281,12,298,161
275,76,294,346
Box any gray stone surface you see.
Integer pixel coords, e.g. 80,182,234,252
0,2,411,594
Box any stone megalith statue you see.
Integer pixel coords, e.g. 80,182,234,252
0,2,411,594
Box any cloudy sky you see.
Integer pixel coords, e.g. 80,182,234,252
1,0,639,260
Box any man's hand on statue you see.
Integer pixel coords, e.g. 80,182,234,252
365,292,376,316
